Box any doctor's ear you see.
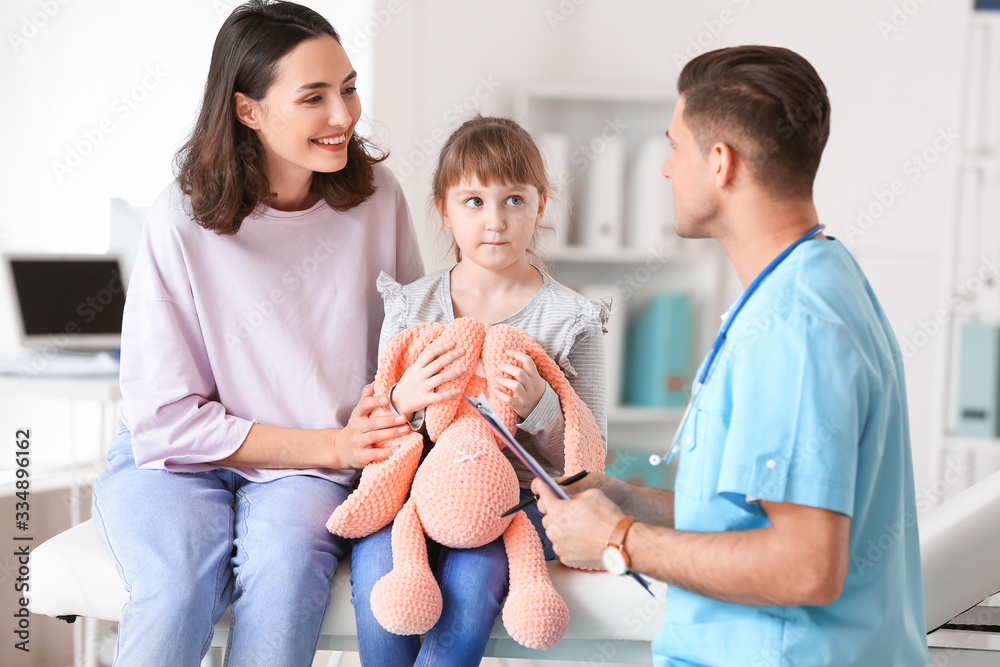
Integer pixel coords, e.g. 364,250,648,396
234,92,261,130
712,141,739,189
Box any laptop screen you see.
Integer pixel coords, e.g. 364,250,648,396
5,255,126,350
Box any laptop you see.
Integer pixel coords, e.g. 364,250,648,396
2,253,126,375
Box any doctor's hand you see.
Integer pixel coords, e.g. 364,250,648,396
553,470,635,514
334,383,409,469
391,339,467,418
495,350,547,419
534,480,625,569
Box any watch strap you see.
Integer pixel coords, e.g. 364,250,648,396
607,516,637,549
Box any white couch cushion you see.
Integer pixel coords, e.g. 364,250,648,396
29,520,128,621
29,520,665,651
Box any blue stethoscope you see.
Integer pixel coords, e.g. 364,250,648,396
650,224,826,467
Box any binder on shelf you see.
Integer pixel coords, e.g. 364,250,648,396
978,169,1000,323
956,322,1000,438
959,25,1000,154
580,284,623,407
625,135,678,254
624,293,692,408
580,134,625,249
536,132,572,249
986,21,1000,153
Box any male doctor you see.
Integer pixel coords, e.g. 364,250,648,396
535,45,928,665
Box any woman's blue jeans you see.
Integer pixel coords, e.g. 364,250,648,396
350,488,555,667
92,424,351,667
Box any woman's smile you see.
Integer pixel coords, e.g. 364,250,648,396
312,133,348,151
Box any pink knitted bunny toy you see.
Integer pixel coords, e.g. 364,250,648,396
326,317,605,650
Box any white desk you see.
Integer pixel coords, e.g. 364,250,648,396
0,374,121,523
0,374,121,667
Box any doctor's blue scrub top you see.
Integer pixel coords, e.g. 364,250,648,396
654,238,928,666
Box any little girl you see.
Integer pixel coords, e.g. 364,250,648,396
350,115,610,665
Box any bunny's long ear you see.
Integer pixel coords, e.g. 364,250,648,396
424,318,486,441
326,322,447,539
521,334,606,476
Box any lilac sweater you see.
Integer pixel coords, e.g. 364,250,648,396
119,165,424,483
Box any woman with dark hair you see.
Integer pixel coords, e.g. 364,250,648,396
91,2,423,664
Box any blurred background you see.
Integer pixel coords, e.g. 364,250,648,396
1,0,997,664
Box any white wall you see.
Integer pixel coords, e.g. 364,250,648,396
369,0,968,496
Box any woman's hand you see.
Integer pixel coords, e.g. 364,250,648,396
495,350,547,419
334,383,411,468
390,339,466,418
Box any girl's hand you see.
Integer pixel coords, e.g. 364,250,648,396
495,350,547,420
334,383,411,468
390,339,467,418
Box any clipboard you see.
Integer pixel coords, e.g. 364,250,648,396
464,393,654,596
464,393,569,501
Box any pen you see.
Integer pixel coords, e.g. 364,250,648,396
499,470,589,517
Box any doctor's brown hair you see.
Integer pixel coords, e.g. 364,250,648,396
431,116,552,263
174,0,386,235
678,45,831,199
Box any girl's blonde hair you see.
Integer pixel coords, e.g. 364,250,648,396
431,116,553,263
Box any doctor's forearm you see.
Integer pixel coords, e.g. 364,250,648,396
625,522,841,607
575,475,675,528
625,487,676,528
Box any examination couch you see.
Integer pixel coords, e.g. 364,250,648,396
28,517,666,665
29,465,1000,665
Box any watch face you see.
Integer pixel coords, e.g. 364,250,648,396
602,546,627,575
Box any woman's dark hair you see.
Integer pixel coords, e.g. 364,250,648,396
678,45,830,199
174,0,385,234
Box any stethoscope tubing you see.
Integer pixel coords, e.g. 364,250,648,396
650,224,826,467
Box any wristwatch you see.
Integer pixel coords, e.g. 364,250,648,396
601,516,637,576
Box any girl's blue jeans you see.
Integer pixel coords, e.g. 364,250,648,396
92,424,351,667
350,488,556,667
